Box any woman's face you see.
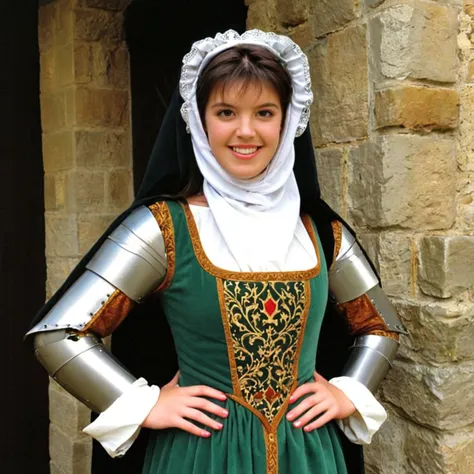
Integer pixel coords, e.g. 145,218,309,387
204,80,283,180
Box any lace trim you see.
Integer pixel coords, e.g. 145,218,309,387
181,201,321,281
179,29,313,137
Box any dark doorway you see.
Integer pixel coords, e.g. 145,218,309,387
0,1,48,473
91,1,247,472
127,0,248,193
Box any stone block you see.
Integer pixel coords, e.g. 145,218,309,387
38,2,56,53
276,0,308,27
74,87,129,128
46,257,80,298
75,130,131,168
381,360,474,430
55,0,74,46
396,300,474,364
55,43,74,87
406,421,474,474
41,93,67,133
287,21,314,50
44,175,58,211
309,25,368,146
466,0,474,17
49,380,91,437
312,0,359,37
348,136,456,230
457,87,474,172
42,131,74,172
74,43,94,84
40,49,55,92
78,214,115,254
374,87,459,131
75,0,132,11
107,169,133,211
365,406,408,474
93,43,130,89
66,170,105,213
370,4,458,83
314,147,345,216
455,173,474,231
365,0,385,7
45,215,78,258
73,8,123,43
370,233,412,297
246,0,277,31
49,423,92,474
418,236,474,298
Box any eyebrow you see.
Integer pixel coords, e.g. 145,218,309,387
211,102,280,109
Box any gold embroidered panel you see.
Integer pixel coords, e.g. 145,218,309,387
222,280,308,426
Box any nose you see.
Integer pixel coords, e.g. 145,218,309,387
236,116,256,138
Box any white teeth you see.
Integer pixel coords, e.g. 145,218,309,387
232,147,258,155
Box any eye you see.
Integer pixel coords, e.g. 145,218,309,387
257,109,274,118
217,109,234,118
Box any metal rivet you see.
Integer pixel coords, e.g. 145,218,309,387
43,324,47,328
90,313,93,316
101,301,105,305
106,294,110,298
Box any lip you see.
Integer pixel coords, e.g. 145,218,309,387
229,146,261,160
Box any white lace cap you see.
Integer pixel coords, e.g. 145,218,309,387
179,29,313,137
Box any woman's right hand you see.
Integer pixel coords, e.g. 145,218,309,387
141,372,229,438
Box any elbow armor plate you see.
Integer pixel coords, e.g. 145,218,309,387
329,223,407,393
26,206,167,411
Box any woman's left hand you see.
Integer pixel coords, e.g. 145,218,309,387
286,371,356,432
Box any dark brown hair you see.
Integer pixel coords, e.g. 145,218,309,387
176,45,293,198
196,44,293,127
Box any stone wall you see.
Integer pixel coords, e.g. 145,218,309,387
247,0,473,473
38,0,133,472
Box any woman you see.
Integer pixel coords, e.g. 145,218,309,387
26,30,405,474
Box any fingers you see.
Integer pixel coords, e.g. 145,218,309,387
186,385,227,401
287,393,324,421
303,409,337,432
289,383,318,403
175,418,212,438
292,401,331,429
191,398,229,419
184,408,224,431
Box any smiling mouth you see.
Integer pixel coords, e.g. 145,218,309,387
229,146,261,159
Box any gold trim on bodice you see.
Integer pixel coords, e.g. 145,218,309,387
217,278,313,474
149,201,176,291
181,201,321,281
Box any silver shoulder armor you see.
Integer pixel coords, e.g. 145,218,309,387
329,224,379,303
26,206,167,337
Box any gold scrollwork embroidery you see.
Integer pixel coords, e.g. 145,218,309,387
223,280,307,425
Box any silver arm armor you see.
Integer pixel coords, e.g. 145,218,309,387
26,206,167,412
329,223,407,393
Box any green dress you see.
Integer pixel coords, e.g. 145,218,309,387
143,201,347,474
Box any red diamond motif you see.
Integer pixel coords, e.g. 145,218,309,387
264,298,277,317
